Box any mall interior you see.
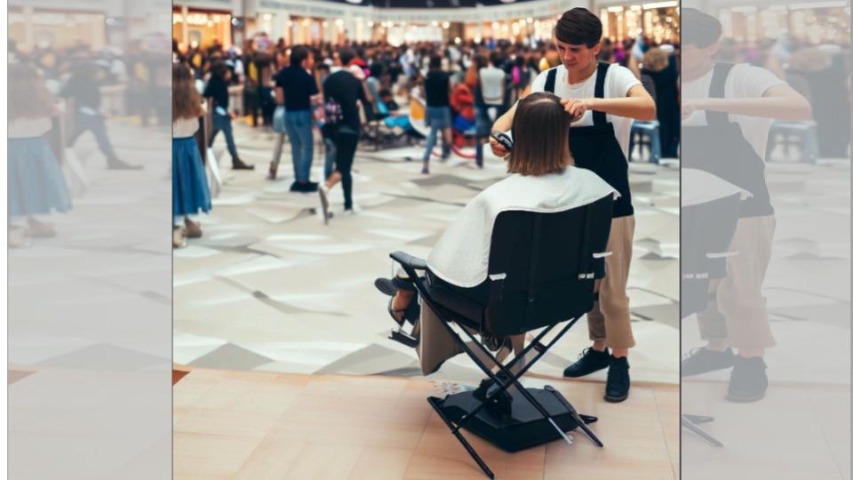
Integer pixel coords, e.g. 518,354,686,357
6,0,849,477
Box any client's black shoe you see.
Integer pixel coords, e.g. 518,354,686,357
604,355,630,403
725,356,768,403
681,347,735,377
563,347,610,378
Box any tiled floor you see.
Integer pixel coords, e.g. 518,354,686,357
174,121,682,386
174,368,680,480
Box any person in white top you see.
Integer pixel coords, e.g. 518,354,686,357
478,52,506,112
491,7,656,403
679,8,811,403
375,92,617,376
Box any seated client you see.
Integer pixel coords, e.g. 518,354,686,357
377,92,618,375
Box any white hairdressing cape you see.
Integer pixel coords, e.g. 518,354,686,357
681,168,751,207
427,166,619,288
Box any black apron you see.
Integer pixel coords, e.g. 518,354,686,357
545,63,634,218
681,63,774,218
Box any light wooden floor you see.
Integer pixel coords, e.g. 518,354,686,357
682,380,850,480
174,369,679,480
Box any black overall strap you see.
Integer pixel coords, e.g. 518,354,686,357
544,68,557,94
592,62,609,126
706,62,735,127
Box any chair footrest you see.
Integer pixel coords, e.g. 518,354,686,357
389,330,418,348
432,388,597,452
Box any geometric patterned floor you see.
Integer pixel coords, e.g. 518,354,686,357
175,121,682,386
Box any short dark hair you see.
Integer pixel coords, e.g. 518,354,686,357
489,51,501,66
508,92,574,176
339,47,356,66
290,45,310,66
429,54,443,70
554,8,602,48
681,8,722,47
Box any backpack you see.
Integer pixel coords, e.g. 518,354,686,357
323,96,344,127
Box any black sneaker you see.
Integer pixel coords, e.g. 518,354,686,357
681,347,735,377
726,356,768,403
563,347,610,378
604,355,630,403
290,181,317,193
107,158,143,170
232,158,255,170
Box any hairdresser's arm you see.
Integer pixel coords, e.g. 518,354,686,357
683,85,811,121
564,84,656,121
492,100,517,132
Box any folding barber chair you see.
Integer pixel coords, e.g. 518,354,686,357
681,188,743,447
390,195,614,479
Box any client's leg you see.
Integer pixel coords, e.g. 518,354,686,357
375,270,420,326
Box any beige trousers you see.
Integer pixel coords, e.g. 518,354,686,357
586,215,636,349
696,215,777,350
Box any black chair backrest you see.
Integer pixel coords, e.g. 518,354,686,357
681,193,741,317
484,195,614,336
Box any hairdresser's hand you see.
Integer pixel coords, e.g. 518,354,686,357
489,136,509,157
561,98,589,120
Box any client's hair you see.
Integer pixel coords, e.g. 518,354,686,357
507,92,573,176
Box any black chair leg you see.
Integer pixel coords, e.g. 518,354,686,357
682,414,724,447
428,397,495,479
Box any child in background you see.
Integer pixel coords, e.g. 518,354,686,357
172,63,212,248
8,62,73,248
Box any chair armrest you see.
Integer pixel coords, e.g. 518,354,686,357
390,251,428,270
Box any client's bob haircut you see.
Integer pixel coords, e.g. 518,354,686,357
508,92,574,176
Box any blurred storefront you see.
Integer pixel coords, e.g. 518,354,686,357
599,1,679,43
719,2,849,44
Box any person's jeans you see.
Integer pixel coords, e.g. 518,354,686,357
210,112,239,162
324,137,336,181
422,106,451,162
333,128,359,210
68,112,119,162
283,110,314,182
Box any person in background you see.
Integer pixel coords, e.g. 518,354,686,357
318,48,368,223
8,62,72,248
421,54,453,174
61,58,142,170
172,63,211,248
204,62,253,170
641,47,680,158
269,45,320,191
479,52,507,122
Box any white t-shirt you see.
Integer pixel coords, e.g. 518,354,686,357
9,117,53,138
681,63,785,160
531,64,641,159
479,66,505,105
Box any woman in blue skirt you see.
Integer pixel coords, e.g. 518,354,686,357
172,62,212,248
8,62,72,248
